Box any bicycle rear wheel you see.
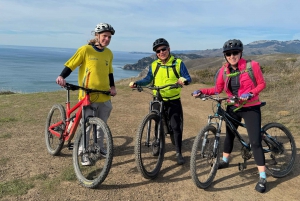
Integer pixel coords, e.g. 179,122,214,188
45,104,66,155
190,125,219,189
135,113,165,179
73,117,113,188
262,122,296,178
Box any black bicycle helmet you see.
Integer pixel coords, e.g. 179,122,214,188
223,39,243,52
153,38,169,51
94,23,115,35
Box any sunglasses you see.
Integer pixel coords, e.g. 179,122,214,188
156,47,168,53
225,51,240,57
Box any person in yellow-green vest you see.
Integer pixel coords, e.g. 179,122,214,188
129,38,192,165
56,22,117,166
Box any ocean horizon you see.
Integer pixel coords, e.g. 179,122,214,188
0,45,151,93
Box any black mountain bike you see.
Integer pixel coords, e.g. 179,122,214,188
134,83,182,179
190,94,296,189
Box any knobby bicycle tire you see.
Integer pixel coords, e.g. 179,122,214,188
73,117,113,188
134,113,165,179
45,104,66,156
262,122,296,178
190,125,219,189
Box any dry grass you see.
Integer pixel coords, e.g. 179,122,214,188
0,54,300,200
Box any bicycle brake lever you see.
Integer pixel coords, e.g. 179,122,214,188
229,96,238,103
103,91,111,95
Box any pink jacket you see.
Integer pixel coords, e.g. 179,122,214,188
200,58,266,107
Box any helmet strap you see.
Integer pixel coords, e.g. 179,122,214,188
160,54,171,64
95,34,104,49
223,53,242,67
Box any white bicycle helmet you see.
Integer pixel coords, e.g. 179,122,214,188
94,23,115,35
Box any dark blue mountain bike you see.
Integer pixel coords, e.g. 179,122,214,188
134,83,181,179
190,94,296,189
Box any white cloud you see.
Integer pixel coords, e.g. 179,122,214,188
0,0,300,51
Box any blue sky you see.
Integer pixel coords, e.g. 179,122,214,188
1,0,300,52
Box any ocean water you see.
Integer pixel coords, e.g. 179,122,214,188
0,45,151,93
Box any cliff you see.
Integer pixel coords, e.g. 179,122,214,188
122,53,203,71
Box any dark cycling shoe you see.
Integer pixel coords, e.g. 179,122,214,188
218,160,229,169
176,153,185,165
255,178,267,193
100,148,107,158
81,154,92,166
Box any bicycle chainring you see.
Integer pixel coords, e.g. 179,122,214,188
241,146,252,160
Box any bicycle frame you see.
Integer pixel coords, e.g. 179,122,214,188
190,95,296,188
149,92,168,136
138,83,181,143
204,96,275,159
48,83,109,145
48,91,84,142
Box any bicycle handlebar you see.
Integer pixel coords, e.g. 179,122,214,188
196,94,236,103
65,83,111,95
196,94,267,107
134,83,183,92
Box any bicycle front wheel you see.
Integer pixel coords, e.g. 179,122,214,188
262,122,296,178
135,113,165,179
190,125,219,189
73,117,113,188
45,104,66,156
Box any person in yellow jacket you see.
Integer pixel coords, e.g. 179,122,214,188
56,22,116,166
129,38,192,165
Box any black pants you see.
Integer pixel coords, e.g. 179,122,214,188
163,98,184,154
224,105,265,166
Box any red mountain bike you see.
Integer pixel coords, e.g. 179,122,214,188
45,83,113,188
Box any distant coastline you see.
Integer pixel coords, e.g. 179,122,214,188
129,51,153,55
0,45,147,93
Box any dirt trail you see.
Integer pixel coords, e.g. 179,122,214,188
1,83,300,200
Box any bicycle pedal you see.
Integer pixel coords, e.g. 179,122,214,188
238,162,247,171
68,142,74,150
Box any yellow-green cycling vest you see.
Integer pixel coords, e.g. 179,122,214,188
151,55,182,101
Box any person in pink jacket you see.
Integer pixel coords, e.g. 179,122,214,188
192,39,267,193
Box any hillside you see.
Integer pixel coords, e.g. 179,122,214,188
0,82,299,200
188,39,300,57
123,53,203,71
184,53,300,71
1,51,300,199
122,40,300,73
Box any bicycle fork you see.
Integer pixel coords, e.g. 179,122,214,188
81,105,98,154
203,115,222,158
145,118,160,147
213,117,222,158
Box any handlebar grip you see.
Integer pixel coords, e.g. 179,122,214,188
169,83,182,89
65,83,80,91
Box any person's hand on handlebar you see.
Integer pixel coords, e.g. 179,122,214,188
129,81,137,88
110,86,117,96
240,93,253,101
56,76,66,87
177,77,188,86
191,90,201,97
